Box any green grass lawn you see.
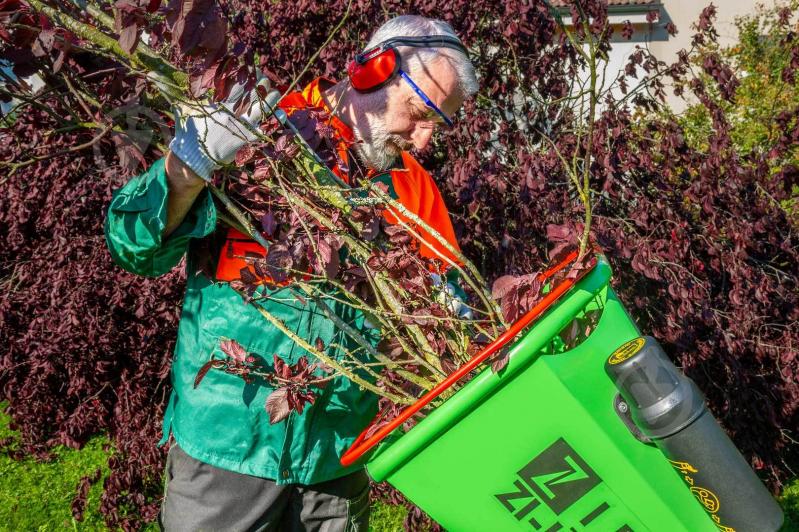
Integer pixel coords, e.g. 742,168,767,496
0,415,111,531
0,403,407,531
0,402,796,531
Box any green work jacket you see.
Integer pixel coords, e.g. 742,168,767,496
104,157,381,484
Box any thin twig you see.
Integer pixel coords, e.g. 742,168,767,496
1,123,113,176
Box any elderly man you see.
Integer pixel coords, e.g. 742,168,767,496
105,14,477,532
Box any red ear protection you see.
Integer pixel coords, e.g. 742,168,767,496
347,47,401,93
347,35,469,93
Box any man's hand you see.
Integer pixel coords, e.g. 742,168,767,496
168,78,280,181
431,272,473,320
157,76,281,238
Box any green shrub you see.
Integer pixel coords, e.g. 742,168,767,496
677,1,799,219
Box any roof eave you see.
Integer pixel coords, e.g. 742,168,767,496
552,2,662,15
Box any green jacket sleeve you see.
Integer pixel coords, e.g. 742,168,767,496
104,157,217,277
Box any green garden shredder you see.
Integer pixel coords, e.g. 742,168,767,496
340,253,784,532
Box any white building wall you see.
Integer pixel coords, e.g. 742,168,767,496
612,0,779,112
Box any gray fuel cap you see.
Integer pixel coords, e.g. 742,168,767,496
605,336,705,439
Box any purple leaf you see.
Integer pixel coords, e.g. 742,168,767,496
491,275,520,300
559,318,581,348
265,388,291,424
193,360,215,388
274,134,292,154
118,24,139,54
261,210,277,237
490,349,510,373
317,236,340,279
190,64,217,97
219,338,247,363
273,354,292,380
546,223,572,243
31,29,55,57
238,267,258,285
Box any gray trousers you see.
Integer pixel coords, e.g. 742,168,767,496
158,443,370,532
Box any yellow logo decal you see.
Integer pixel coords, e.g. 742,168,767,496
691,486,720,513
608,337,645,365
669,459,699,474
670,460,736,531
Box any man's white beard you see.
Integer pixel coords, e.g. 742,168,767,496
352,111,411,172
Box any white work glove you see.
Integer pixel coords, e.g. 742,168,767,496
361,274,472,330
167,78,281,181
430,273,474,320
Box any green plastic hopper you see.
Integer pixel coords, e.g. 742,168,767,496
365,256,718,531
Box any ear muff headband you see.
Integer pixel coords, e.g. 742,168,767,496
347,35,468,93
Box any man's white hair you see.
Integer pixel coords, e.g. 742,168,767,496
363,15,479,98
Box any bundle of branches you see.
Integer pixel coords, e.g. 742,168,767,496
189,98,512,415
2,0,596,419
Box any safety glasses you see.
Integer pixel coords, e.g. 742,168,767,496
397,69,454,128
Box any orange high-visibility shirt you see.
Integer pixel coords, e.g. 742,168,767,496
215,77,462,283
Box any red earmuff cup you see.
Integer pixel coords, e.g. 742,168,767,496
348,48,400,92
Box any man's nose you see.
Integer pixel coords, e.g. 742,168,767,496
411,125,435,150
